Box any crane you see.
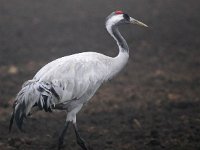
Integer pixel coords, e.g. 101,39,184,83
9,10,147,150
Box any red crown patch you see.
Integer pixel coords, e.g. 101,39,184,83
115,10,124,14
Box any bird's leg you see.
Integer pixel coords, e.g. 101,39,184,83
73,123,89,150
58,121,70,150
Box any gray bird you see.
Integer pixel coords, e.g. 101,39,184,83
9,11,147,150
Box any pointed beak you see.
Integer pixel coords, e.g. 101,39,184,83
130,17,148,28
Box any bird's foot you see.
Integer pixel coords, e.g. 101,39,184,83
57,137,64,150
77,137,92,150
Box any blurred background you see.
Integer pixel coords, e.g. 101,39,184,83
0,0,200,150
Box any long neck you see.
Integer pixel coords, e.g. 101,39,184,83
111,26,129,54
105,23,130,79
107,24,129,54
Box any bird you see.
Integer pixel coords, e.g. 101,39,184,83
9,10,148,150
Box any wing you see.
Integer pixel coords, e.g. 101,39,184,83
9,52,112,131
33,52,111,102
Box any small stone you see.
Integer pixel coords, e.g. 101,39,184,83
8,65,18,75
133,119,142,129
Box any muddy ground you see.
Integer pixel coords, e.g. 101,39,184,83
0,0,200,150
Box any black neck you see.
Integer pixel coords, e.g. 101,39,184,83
110,26,129,53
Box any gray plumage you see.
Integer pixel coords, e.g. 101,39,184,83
9,11,147,150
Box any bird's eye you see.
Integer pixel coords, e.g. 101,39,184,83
123,14,130,21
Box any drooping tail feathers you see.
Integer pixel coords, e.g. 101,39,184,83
9,80,60,132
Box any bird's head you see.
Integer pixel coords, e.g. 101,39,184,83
106,10,148,28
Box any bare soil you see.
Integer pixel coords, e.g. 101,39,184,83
0,0,200,150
